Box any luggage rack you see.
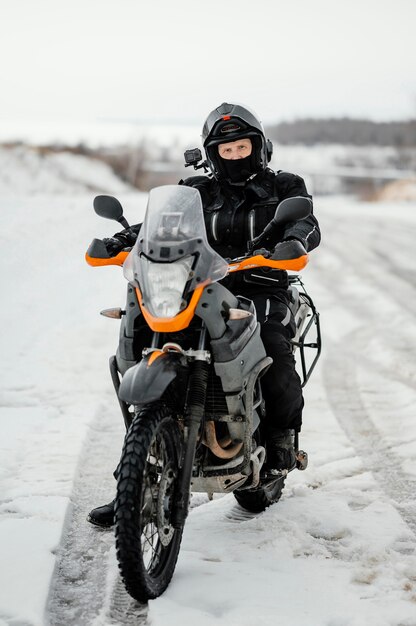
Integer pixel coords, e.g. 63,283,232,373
289,275,322,387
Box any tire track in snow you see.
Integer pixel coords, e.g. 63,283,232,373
104,577,149,625
45,406,149,626
323,332,416,538
321,214,416,320
315,205,416,537
312,210,416,393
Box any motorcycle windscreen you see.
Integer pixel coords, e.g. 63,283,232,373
124,185,228,294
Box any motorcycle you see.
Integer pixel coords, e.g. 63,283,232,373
86,185,321,602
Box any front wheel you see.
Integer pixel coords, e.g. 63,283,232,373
115,404,183,601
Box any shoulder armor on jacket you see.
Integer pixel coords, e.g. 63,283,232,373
179,175,211,188
275,170,304,181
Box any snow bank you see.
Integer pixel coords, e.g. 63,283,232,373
0,145,132,196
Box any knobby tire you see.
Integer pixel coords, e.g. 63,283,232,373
115,404,183,602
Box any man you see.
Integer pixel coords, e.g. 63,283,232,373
87,102,320,528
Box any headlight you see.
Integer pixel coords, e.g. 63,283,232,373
141,256,194,318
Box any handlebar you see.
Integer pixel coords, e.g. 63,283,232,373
227,240,308,272
228,253,308,273
86,249,130,267
86,246,308,273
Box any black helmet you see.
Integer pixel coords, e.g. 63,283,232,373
202,102,273,185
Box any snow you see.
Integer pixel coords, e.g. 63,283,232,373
0,145,132,195
1,146,416,626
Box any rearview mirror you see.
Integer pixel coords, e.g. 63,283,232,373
248,195,312,252
93,195,130,229
272,196,312,227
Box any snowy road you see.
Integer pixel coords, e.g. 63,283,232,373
1,157,416,626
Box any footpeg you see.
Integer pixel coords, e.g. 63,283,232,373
262,468,288,480
296,450,308,471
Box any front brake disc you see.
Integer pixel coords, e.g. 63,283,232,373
157,465,176,546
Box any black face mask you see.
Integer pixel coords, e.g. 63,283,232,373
221,155,254,183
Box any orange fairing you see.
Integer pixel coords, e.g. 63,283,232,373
85,251,129,267
136,285,206,332
228,254,309,273
88,249,308,332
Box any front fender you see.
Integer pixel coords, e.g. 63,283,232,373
118,352,185,405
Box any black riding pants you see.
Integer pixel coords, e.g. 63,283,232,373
250,291,304,432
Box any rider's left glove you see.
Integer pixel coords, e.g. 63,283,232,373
283,236,307,250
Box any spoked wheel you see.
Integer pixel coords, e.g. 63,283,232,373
115,404,183,601
233,475,286,513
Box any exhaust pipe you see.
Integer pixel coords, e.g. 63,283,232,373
202,421,244,459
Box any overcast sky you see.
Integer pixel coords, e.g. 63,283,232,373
1,0,415,132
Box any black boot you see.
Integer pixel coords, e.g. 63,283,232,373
266,429,296,470
87,499,115,528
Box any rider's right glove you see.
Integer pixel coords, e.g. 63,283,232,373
103,229,137,256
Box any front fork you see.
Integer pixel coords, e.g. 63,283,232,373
172,326,209,529
109,355,133,430
112,320,210,529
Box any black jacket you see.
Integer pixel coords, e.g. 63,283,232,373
113,168,320,296
179,168,320,295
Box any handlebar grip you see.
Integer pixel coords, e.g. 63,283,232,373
86,238,111,259
85,239,129,267
271,240,306,261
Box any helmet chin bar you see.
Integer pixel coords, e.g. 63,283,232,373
206,134,265,184
218,154,259,185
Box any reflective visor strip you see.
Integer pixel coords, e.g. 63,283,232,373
211,211,219,241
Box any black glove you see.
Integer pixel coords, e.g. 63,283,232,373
283,236,307,250
271,238,307,260
103,229,137,255
283,236,303,243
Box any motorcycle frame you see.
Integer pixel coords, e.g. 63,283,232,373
294,291,321,387
289,276,322,387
